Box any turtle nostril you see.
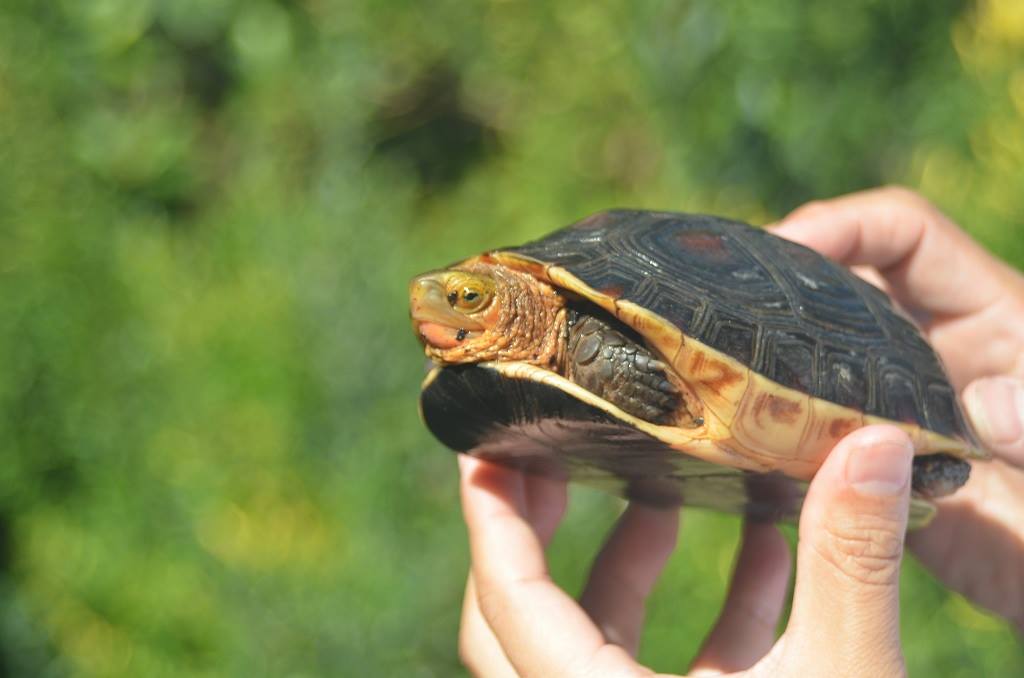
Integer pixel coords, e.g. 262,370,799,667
410,277,447,311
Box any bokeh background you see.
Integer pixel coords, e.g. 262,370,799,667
2,0,1023,675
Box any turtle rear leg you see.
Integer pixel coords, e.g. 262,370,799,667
911,453,971,498
563,310,681,425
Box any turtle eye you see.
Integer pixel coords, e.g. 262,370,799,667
452,285,491,312
444,272,496,314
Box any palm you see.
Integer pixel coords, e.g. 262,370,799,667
908,460,1024,632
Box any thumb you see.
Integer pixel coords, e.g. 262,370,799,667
963,376,1024,468
784,425,912,675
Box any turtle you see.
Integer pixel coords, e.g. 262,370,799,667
409,209,987,527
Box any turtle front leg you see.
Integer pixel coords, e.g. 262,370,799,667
563,310,682,425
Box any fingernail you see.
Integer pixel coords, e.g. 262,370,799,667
845,438,913,497
965,378,1024,446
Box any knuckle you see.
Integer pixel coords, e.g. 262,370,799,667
457,606,493,676
813,512,905,588
879,185,935,213
474,583,511,628
787,199,831,221
879,184,918,202
456,627,480,674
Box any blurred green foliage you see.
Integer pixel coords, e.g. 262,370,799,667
1,0,1022,675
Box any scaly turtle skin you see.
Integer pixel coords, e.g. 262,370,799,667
410,210,987,526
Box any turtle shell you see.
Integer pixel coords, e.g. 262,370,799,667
419,209,984,526
506,209,978,446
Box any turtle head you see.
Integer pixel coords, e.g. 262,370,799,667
410,270,498,349
409,262,566,366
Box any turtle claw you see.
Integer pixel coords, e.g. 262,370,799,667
657,379,679,395
648,359,668,373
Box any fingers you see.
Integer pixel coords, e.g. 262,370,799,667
458,456,644,677
460,576,519,678
784,425,913,675
689,522,791,676
579,504,679,656
458,461,568,677
963,377,1024,468
772,186,1015,317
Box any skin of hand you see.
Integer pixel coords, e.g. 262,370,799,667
459,424,916,677
772,186,1024,632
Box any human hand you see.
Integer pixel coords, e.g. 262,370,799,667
773,186,1024,632
458,425,916,677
